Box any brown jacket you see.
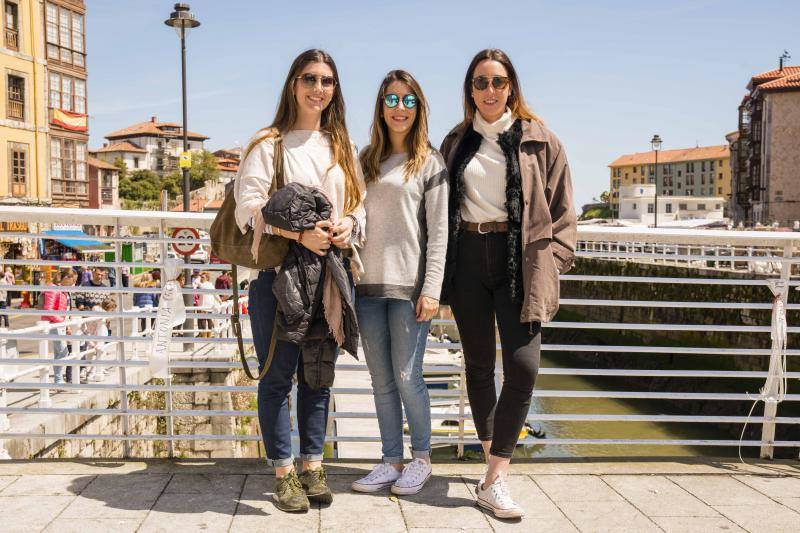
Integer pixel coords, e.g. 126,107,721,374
440,118,577,323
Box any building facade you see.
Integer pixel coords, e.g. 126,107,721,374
87,156,119,209
618,184,725,226
94,116,209,176
1,0,50,206
44,0,88,208
609,145,731,219
730,65,800,227
213,147,240,183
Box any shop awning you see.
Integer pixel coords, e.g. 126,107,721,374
42,230,112,253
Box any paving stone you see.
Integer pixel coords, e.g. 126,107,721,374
650,515,747,532
463,474,579,532
775,497,800,513
734,474,800,499
400,498,493,530
667,475,775,506
602,475,719,517
532,474,624,502
0,495,76,532
230,474,320,533
163,473,245,495
59,474,171,519
0,475,18,491
320,475,405,533
0,474,95,496
395,473,475,507
43,518,143,533
713,503,800,533
557,500,662,533
138,492,238,532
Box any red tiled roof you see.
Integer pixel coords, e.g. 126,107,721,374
609,145,729,167
94,141,147,154
204,199,223,210
87,157,118,171
106,118,209,141
750,66,800,83
758,72,800,91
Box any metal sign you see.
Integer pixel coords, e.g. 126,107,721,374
179,151,192,169
171,227,200,256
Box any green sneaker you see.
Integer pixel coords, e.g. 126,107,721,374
299,467,333,504
273,470,310,512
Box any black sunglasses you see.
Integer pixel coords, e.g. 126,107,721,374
296,73,337,89
472,75,510,91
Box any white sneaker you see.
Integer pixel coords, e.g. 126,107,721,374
351,463,401,493
475,475,524,519
391,458,432,495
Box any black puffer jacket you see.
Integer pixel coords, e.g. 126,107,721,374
262,183,359,389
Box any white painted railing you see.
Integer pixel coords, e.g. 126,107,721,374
0,207,797,461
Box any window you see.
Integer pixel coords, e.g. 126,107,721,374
698,203,706,210
718,173,722,180
6,74,24,120
632,166,637,173
679,203,688,210
48,72,86,114
633,203,637,210
701,161,706,172
8,142,27,197
647,203,654,214
4,1,19,51
710,160,715,171
45,3,85,68
701,175,705,185
710,175,714,184
50,137,87,197
133,157,140,169
718,187,722,195
686,190,694,196
677,182,681,189
715,204,721,210
666,204,672,214
678,170,682,177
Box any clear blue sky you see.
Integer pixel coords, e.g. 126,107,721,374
87,0,799,209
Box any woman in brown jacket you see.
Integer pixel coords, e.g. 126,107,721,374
439,48,577,519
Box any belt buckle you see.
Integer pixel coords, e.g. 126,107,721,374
477,222,489,235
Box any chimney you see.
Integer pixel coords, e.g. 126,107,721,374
151,116,157,123
103,142,107,147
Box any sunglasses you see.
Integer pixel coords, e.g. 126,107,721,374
296,73,337,89
472,75,510,91
383,93,417,109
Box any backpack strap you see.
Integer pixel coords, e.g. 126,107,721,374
231,268,277,380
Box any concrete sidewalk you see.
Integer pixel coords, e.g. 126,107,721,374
0,458,798,532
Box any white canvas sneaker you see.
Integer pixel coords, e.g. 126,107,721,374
351,463,401,493
391,458,432,495
475,475,524,519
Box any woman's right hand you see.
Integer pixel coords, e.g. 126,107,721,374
299,220,332,256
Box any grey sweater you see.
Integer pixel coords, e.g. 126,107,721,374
356,150,449,301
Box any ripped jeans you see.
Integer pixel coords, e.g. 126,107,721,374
356,297,431,464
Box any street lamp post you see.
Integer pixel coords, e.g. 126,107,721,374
651,134,662,228
165,4,200,350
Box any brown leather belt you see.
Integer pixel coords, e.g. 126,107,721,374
460,221,509,234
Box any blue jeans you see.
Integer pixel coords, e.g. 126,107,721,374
249,269,331,467
51,326,69,385
356,297,431,463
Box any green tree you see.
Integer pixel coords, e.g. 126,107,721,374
165,150,220,192
113,157,128,181
600,190,610,204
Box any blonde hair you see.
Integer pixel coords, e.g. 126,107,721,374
135,272,152,288
243,49,363,216
462,48,543,127
361,70,432,184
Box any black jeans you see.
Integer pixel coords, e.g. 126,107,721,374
449,231,541,458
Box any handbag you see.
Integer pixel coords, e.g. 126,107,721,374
210,136,288,380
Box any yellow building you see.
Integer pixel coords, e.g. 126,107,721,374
1,0,50,205
608,145,731,218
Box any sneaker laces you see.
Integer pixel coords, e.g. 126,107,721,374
487,476,517,508
401,459,429,483
365,463,395,482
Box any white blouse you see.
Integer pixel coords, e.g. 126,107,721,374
233,129,366,242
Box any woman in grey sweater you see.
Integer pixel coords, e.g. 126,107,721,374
351,70,448,496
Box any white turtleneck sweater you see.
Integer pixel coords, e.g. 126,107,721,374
461,108,515,223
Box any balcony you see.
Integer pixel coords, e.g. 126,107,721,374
4,27,18,51
6,98,23,121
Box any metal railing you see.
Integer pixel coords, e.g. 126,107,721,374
0,207,797,461
4,28,18,51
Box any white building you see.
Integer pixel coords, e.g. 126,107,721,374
93,116,209,175
619,184,725,226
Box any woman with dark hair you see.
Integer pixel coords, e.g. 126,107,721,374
350,70,448,496
234,49,365,512
440,49,576,518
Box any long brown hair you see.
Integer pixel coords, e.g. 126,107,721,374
360,70,431,184
243,49,362,215
461,48,542,126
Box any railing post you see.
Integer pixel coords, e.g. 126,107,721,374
114,217,131,458
457,352,467,460
130,306,140,359
69,320,81,386
0,327,9,435
37,320,52,407
759,243,793,459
